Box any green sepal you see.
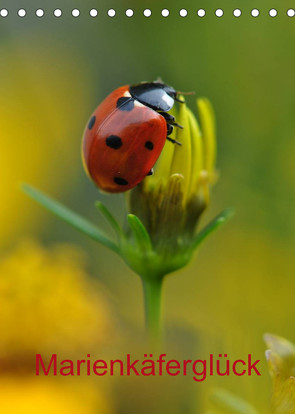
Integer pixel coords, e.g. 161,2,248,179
127,214,153,253
95,201,124,240
21,184,120,254
193,208,235,250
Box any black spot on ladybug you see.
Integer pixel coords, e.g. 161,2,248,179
114,177,129,186
88,116,96,130
106,135,123,149
145,141,154,150
116,97,134,111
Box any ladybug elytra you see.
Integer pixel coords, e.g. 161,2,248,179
82,81,183,193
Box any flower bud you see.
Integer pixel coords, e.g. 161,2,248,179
128,97,217,262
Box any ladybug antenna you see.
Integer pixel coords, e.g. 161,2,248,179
176,90,196,96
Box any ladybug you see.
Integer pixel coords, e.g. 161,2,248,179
82,81,183,193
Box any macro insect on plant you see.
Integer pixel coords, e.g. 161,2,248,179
22,80,233,343
82,81,184,192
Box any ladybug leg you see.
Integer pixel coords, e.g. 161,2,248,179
160,112,184,130
170,120,183,129
159,112,175,122
160,111,183,144
166,119,183,130
167,123,174,136
147,168,154,176
167,136,181,146
166,119,182,145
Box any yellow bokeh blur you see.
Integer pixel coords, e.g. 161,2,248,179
0,239,115,413
0,378,112,414
0,239,113,360
0,38,92,246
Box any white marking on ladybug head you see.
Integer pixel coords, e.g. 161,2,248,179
134,100,145,108
123,91,132,97
162,94,174,107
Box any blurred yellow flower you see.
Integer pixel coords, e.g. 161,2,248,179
0,40,92,247
0,378,112,414
0,239,115,413
265,334,295,414
0,239,114,367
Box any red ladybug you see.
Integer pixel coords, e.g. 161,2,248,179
82,81,182,193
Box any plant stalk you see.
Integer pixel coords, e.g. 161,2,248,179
142,277,163,345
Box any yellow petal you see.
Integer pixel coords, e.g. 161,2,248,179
264,334,295,378
271,376,295,414
186,107,203,200
197,98,217,175
170,98,192,202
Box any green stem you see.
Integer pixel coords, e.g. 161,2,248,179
142,277,163,345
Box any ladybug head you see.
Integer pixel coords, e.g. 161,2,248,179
129,81,177,112
159,83,177,99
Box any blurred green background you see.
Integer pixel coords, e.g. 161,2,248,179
1,0,295,412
